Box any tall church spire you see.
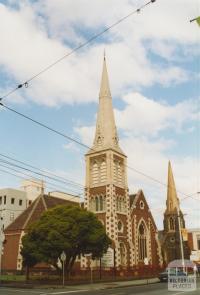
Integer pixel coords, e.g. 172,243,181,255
166,161,179,212
91,56,123,154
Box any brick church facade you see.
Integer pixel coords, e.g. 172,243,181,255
83,57,163,269
2,57,163,272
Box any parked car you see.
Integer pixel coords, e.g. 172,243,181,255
159,268,187,282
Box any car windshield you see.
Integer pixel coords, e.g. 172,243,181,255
167,268,186,275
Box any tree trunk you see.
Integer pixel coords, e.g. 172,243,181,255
25,265,30,282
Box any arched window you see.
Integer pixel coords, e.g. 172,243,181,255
94,195,106,212
116,196,125,213
100,160,106,182
95,196,99,211
118,220,123,232
89,197,95,211
117,162,122,183
99,195,103,211
138,222,147,261
119,243,126,266
92,162,98,185
169,217,175,230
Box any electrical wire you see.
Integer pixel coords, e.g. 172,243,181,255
0,0,156,102
0,164,83,197
0,168,83,207
1,101,198,203
0,152,84,189
0,158,83,190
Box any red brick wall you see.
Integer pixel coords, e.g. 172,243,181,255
2,231,21,270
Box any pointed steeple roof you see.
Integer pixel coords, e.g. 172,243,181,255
90,56,124,154
166,161,179,212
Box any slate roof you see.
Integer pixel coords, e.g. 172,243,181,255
5,194,78,232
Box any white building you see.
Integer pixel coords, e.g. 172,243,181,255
49,191,80,203
20,179,45,204
0,188,27,230
188,228,200,262
0,179,44,230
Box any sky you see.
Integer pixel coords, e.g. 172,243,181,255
0,0,200,229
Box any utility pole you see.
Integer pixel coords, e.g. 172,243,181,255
177,205,185,271
0,210,5,283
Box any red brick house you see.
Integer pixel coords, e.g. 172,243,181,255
2,194,78,271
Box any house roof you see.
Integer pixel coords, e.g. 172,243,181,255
5,194,78,232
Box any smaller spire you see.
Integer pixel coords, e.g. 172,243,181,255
166,161,179,211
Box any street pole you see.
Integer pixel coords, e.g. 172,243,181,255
60,251,66,287
63,260,65,286
0,211,4,284
99,257,102,280
177,205,185,271
90,257,93,284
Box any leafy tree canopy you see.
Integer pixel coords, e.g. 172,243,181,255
21,205,111,273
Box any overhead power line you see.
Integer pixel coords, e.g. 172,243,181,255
0,164,83,195
0,0,156,102
0,159,83,194
0,101,198,203
0,153,84,189
1,103,90,150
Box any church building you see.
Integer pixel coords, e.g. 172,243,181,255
84,56,163,269
160,161,190,265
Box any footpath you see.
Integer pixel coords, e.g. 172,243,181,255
0,277,160,291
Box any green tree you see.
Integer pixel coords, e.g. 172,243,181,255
21,205,111,276
21,234,41,281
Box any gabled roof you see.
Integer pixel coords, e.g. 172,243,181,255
5,194,78,232
129,189,157,230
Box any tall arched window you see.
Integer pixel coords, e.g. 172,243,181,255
95,196,99,211
119,243,126,266
99,195,103,211
117,162,122,184
116,196,125,213
89,197,95,211
92,162,98,185
94,195,106,212
100,160,106,182
138,222,147,261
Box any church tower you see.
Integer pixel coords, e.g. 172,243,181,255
84,57,134,268
162,161,189,264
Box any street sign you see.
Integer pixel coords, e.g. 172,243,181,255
60,251,66,262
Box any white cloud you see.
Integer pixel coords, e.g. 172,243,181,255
115,92,197,136
0,1,198,106
74,125,95,147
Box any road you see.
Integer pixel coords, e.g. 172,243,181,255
0,280,199,295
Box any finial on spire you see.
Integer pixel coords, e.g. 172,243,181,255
103,49,106,60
